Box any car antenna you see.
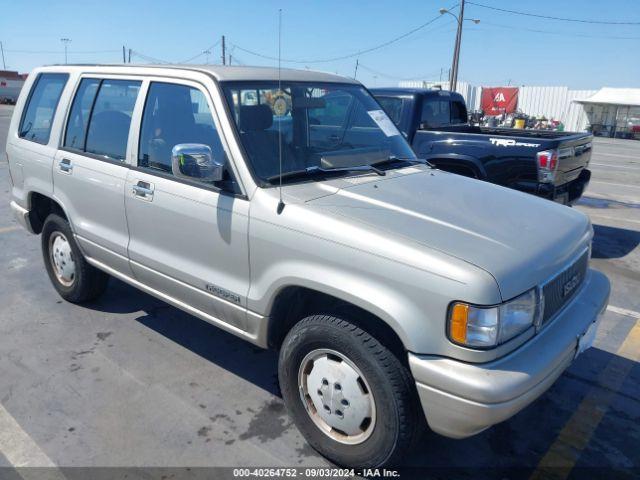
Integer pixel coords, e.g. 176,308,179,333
276,8,285,215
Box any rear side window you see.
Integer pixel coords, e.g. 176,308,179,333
376,96,403,125
19,73,69,144
421,97,450,127
85,80,141,160
450,100,468,124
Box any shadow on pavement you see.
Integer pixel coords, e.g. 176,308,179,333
591,224,640,259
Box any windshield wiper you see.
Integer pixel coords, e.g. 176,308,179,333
266,164,385,184
370,155,432,169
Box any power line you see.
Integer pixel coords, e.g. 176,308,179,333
129,50,171,64
357,63,446,82
230,4,458,64
468,2,640,25
3,49,120,54
478,21,640,40
178,39,221,64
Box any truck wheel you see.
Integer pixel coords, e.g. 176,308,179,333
41,214,109,303
279,314,422,468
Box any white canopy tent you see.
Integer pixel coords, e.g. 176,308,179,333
574,88,640,138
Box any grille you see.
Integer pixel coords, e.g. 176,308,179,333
541,251,589,325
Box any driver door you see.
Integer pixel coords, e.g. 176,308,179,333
124,78,250,329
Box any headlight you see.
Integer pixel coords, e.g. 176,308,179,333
448,289,539,347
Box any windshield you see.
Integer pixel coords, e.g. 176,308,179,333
221,82,417,184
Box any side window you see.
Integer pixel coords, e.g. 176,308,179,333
85,80,141,160
64,78,100,150
376,96,403,125
309,94,351,127
450,100,468,124
350,101,378,128
19,73,69,144
421,97,450,127
138,82,226,178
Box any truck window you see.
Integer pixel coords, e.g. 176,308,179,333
18,73,69,145
421,97,450,128
450,100,468,124
138,82,226,177
376,96,403,125
64,78,100,150
84,79,141,160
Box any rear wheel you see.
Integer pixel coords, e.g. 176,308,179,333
41,214,109,303
279,314,422,467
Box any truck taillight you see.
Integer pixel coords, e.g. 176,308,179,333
537,149,558,183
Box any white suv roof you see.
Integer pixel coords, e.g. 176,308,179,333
36,64,360,84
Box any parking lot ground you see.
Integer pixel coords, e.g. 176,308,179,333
0,103,639,478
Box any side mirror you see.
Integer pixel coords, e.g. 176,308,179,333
171,144,224,182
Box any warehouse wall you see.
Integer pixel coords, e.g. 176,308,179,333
519,86,596,132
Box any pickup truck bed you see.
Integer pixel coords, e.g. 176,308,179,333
371,88,593,204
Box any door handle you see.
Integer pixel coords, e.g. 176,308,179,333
132,181,154,200
58,158,73,174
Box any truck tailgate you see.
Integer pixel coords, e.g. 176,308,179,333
555,134,592,186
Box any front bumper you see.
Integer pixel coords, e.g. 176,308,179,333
9,200,35,234
408,268,610,439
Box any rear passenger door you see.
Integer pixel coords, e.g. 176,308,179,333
124,79,250,330
54,77,141,275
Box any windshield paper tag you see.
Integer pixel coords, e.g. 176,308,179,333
367,110,400,137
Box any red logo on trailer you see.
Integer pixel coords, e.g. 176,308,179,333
481,87,519,115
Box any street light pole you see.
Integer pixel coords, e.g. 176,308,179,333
439,1,479,92
450,0,465,92
60,38,71,64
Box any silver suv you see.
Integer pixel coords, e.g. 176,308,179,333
7,65,610,467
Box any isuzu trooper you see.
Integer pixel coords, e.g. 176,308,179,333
7,65,610,467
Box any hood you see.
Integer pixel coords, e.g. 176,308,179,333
305,168,592,300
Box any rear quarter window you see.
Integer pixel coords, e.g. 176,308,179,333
19,73,69,145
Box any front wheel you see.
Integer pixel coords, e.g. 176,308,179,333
41,214,109,303
279,314,422,468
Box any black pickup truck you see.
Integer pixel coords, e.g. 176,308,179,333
371,88,593,204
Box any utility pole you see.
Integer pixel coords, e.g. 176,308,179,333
204,49,211,64
61,38,71,65
122,46,126,63
128,49,132,63
354,59,359,79
439,0,479,92
449,0,464,92
229,54,233,65
221,35,226,65
0,41,6,70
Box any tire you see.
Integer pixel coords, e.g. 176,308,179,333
279,314,422,468
41,214,109,303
